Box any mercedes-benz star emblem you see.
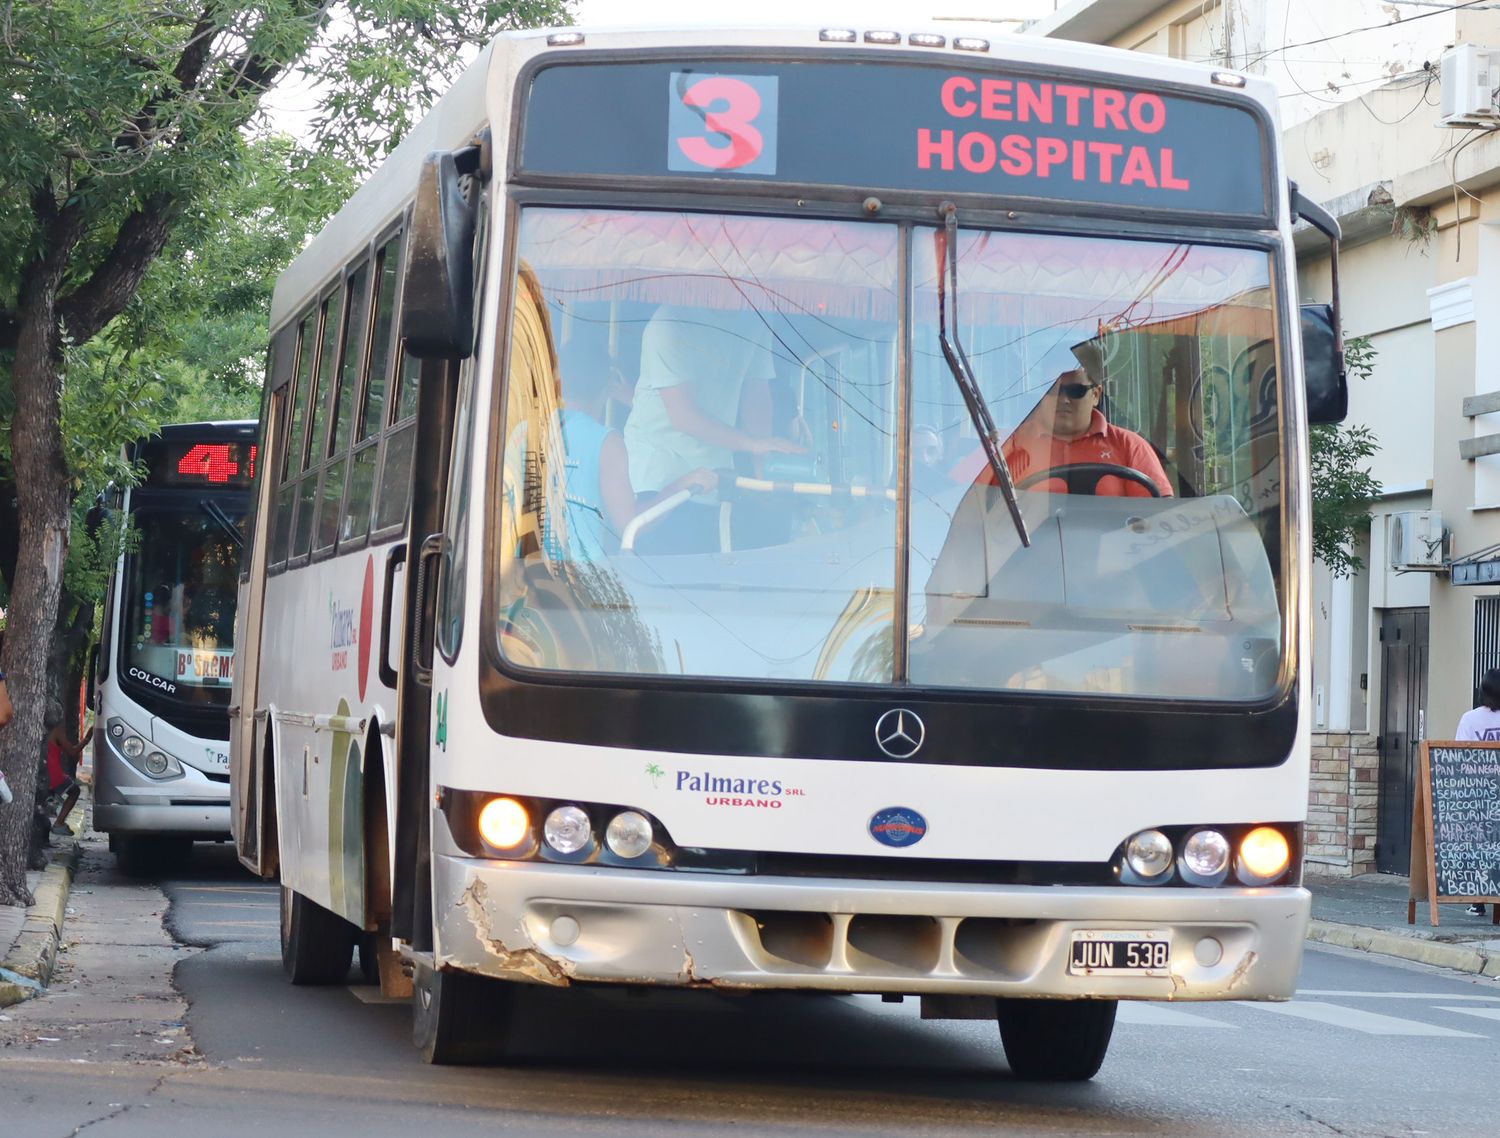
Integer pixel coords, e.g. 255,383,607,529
874,708,925,759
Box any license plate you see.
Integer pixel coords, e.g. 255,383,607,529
1068,930,1171,976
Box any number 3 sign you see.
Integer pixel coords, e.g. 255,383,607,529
668,73,778,175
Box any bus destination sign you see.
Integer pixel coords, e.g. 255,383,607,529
520,60,1270,217
138,440,258,489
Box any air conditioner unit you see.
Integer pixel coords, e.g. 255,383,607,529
1389,510,1447,571
1441,45,1500,127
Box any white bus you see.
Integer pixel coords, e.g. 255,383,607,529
232,24,1348,1078
94,421,255,871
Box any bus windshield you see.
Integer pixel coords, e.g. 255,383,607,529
494,207,1283,702
122,505,243,700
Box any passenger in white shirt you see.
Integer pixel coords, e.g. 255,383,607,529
622,305,802,551
1454,667,1500,915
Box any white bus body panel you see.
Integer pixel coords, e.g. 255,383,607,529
261,550,398,922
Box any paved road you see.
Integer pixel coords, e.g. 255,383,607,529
6,842,1500,1136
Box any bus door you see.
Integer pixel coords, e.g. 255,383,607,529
232,340,294,875
391,137,491,951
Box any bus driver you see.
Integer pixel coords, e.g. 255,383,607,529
955,368,1172,498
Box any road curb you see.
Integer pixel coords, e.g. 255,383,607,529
1307,918,1500,978
0,842,81,1007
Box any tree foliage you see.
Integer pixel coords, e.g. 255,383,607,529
1310,334,1383,578
0,0,570,903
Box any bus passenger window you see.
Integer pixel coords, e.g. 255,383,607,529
362,236,403,441
374,421,416,532
315,458,345,552
329,261,371,459
343,442,378,542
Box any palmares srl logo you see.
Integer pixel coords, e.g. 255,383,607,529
329,591,359,672
660,767,807,810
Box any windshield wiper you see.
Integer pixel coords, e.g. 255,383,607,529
200,498,244,549
934,202,1030,548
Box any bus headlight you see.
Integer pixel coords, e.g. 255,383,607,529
605,811,654,859
1236,826,1292,884
1181,829,1231,883
122,736,145,759
1124,830,1173,878
144,752,170,777
543,805,593,855
477,797,530,851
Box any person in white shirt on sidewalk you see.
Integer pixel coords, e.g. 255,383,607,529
1455,667,1500,915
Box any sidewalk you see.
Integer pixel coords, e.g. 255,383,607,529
0,840,78,1006
1306,871,1500,977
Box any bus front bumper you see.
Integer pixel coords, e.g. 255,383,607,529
93,745,230,837
432,855,1310,1001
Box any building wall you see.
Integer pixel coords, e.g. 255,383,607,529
1031,0,1457,127
1427,194,1492,742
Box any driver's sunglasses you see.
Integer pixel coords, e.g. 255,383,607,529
1055,381,1097,400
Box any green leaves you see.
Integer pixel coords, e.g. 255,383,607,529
1310,334,1383,578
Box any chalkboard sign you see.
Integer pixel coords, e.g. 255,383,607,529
1409,741,1500,926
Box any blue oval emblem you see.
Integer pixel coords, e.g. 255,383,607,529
869,806,928,848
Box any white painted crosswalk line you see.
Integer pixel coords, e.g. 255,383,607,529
1435,1006,1500,1023
1115,1003,1235,1028
1242,1001,1480,1037
1297,990,1500,1002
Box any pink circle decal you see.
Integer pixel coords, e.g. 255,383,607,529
358,554,375,701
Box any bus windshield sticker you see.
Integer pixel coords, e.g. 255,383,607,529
521,61,1268,216
668,72,778,176
176,648,233,684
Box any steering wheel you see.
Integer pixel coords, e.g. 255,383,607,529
1016,462,1162,497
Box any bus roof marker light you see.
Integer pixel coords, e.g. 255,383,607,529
819,28,857,43
605,811,654,859
1211,70,1248,88
478,797,530,850
953,36,990,53
909,33,945,48
864,30,902,45
546,32,585,46
543,805,594,855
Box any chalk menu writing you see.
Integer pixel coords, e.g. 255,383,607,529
1427,745,1500,899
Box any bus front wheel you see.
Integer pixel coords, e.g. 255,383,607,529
995,997,1117,1082
280,885,354,984
412,962,517,1065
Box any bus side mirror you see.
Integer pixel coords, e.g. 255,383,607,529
1290,182,1347,425
1301,303,1347,425
402,144,483,360
87,643,100,711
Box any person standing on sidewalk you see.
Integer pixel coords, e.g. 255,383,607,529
1455,668,1500,915
0,669,12,805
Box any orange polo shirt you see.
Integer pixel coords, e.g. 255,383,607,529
953,410,1172,498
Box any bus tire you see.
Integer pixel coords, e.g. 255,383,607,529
280,885,354,985
995,997,1117,1082
115,834,192,876
412,962,516,1066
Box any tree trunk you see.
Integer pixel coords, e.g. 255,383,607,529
0,264,74,906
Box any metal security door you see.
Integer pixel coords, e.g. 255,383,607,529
1375,609,1429,874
